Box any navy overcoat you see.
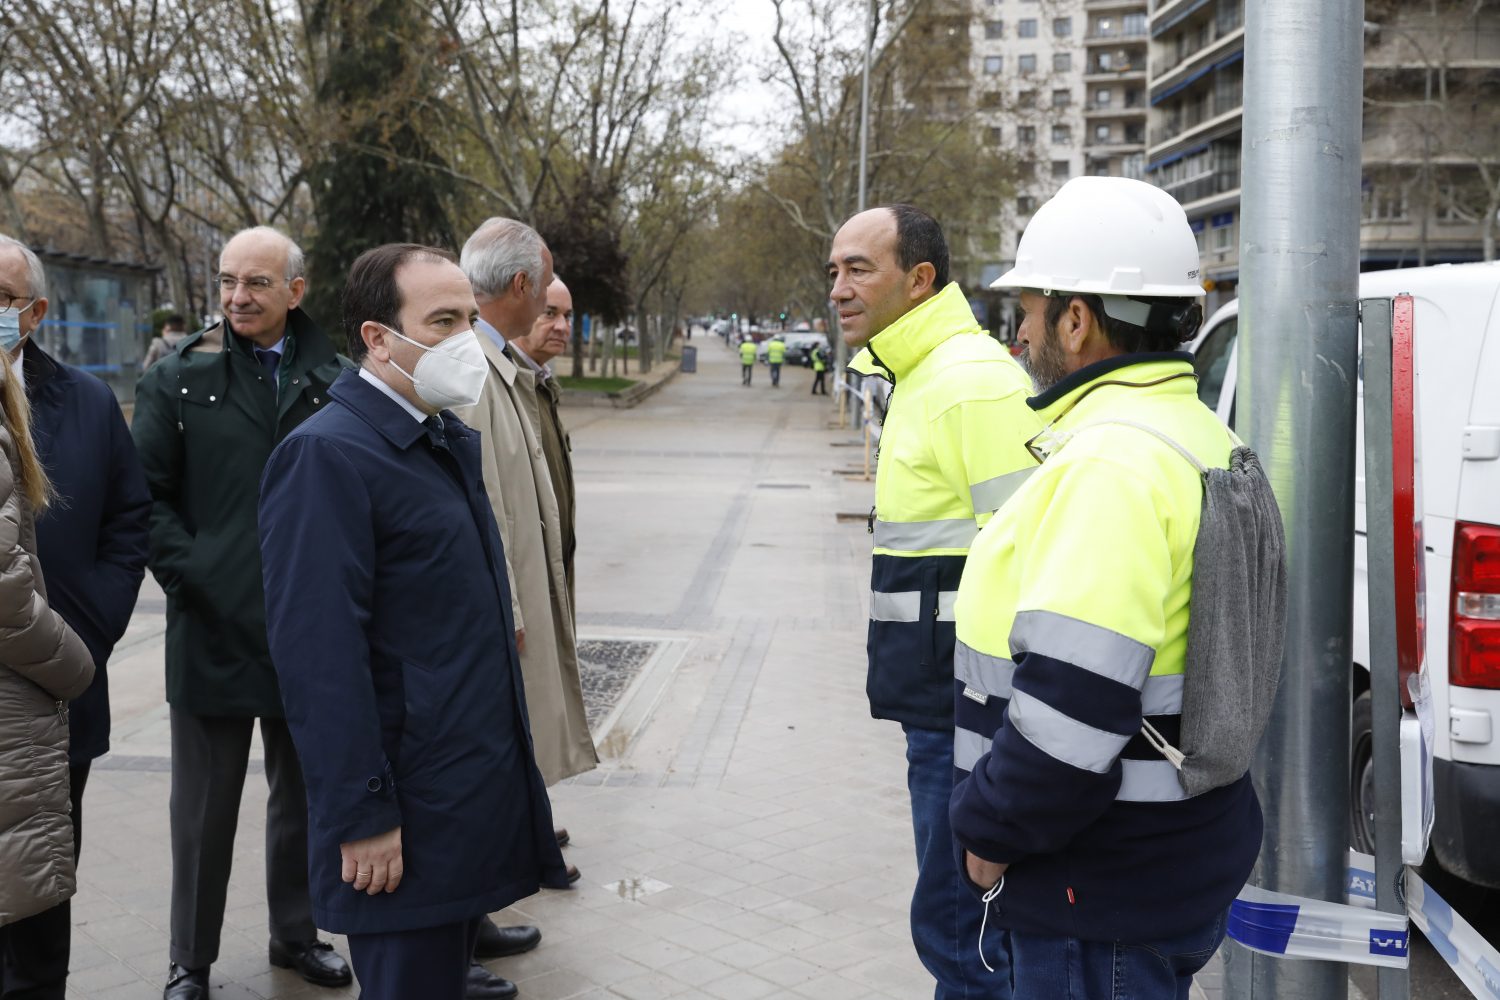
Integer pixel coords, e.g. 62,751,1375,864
258,369,566,935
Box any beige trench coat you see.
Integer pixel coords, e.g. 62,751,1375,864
0,425,95,927
454,331,596,785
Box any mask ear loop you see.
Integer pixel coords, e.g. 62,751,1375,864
978,875,1005,973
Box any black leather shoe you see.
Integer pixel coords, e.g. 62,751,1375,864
163,963,209,1000
269,939,353,987
541,863,582,889
473,915,542,958
555,827,570,847
466,961,518,999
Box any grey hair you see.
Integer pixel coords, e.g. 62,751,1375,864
460,218,546,301
0,235,47,301
223,225,305,280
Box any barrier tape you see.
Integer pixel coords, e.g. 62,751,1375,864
1226,851,1500,996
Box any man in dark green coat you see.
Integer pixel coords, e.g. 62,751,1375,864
132,226,352,1000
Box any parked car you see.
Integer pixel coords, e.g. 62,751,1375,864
756,332,829,366
1188,261,1500,888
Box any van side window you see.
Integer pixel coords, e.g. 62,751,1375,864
1194,318,1238,411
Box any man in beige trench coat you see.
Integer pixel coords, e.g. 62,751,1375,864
452,220,597,997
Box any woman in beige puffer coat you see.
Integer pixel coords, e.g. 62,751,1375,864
0,356,93,928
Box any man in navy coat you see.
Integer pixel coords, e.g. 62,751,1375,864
258,243,566,999
0,235,150,997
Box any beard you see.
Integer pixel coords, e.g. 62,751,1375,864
1021,322,1069,391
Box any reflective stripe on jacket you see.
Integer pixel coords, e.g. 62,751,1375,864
949,352,1263,944
851,283,1041,730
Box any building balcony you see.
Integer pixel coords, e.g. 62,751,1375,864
1149,99,1244,159
1084,101,1147,118
1084,137,1147,153
1084,62,1148,82
1086,0,1147,11
1159,173,1241,213
1085,26,1148,44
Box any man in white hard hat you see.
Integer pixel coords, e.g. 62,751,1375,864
949,177,1264,997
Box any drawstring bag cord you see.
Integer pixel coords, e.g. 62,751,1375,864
978,875,1005,973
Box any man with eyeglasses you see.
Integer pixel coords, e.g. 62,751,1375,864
132,226,352,1000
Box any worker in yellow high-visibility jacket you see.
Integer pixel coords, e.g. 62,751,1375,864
950,177,1262,999
829,204,1040,999
738,337,756,386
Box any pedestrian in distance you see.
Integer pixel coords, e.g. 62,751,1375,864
455,218,594,1000
142,313,190,372
830,204,1041,999
258,243,567,1000
0,238,97,1000
810,342,829,395
951,177,1280,1000
132,226,351,1000
766,334,786,387
738,336,756,385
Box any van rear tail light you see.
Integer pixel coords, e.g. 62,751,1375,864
1451,522,1500,689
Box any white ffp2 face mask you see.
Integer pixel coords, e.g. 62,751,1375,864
382,324,488,409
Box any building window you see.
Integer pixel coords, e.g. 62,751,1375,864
1018,89,1037,108
1054,52,1072,73
984,55,1004,74
1094,123,1111,142
1053,89,1071,108
989,126,1004,145
1211,212,1235,252
1054,17,1072,37
1016,158,1036,177
1097,51,1114,71
985,20,1004,39
1052,160,1071,179
1019,18,1038,37
981,90,1004,109
1018,125,1037,145
1052,124,1073,144
1362,184,1410,222
946,94,961,113
1124,12,1147,34
1094,88,1112,108
1019,54,1037,73
1018,195,1037,214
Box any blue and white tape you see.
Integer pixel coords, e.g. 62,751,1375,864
1227,851,1500,997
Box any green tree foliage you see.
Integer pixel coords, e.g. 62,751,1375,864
302,0,459,340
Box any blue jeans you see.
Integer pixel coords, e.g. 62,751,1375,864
1007,911,1227,1000
904,725,1012,999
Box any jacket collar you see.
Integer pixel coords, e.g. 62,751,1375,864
847,282,980,383
475,319,519,388
1027,352,1195,418
329,369,427,450
1021,353,1198,463
20,339,63,396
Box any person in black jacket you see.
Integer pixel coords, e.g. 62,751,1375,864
132,227,352,1000
0,234,149,999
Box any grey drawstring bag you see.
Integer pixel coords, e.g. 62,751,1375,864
1069,420,1288,796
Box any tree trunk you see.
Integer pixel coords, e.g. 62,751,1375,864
637,306,652,375
588,314,599,373
570,310,584,379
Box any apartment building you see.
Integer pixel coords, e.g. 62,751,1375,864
1145,0,1498,311
1082,0,1150,182
970,0,1089,293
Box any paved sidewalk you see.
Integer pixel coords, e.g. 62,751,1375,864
66,337,1215,998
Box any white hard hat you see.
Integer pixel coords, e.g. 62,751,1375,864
992,177,1205,301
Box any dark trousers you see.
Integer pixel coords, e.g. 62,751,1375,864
168,710,316,969
1007,912,1227,1000
741,363,753,386
769,362,782,386
348,919,481,1000
904,726,1011,1000
0,764,89,1000
811,369,827,394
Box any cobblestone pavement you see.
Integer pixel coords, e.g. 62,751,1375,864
68,338,1223,999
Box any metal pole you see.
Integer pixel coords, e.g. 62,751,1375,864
1226,0,1365,997
1360,298,1412,1000
837,0,877,427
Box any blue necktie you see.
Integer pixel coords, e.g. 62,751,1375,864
255,348,281,398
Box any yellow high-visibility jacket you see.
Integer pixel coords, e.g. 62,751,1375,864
849,282,1041,729
949,354,1262,944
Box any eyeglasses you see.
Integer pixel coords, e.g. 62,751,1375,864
217,274,288,293
0,293,35,312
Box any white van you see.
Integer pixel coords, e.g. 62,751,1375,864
1189,261,1500,888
